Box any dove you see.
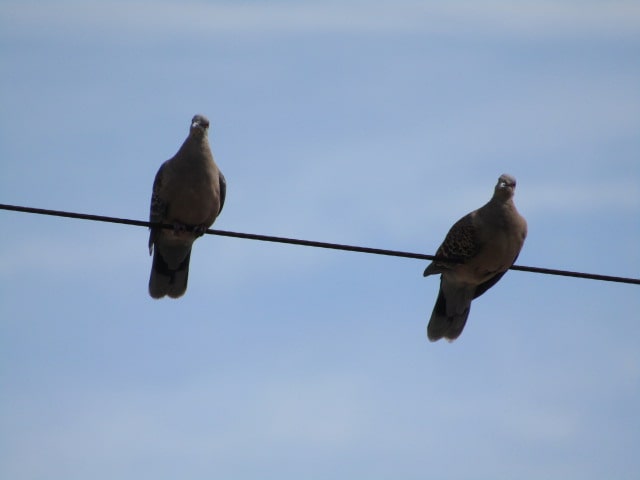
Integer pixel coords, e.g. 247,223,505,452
423,174,527,341
148,114,226,299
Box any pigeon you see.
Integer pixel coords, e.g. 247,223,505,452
148,114,226,299
423,174,527,341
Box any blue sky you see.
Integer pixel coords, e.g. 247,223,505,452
1,1,639,479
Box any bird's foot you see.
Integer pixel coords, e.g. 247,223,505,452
193,224,208,237
172,222,188,233
171,222,207,237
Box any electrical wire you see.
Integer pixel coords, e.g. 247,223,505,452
1,203,638,286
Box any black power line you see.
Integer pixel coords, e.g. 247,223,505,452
1,202,639,286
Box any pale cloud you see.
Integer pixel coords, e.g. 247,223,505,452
521,179,640,214
502,403,580,443
0,229,143,276
1,372,373,478
2,1,638,39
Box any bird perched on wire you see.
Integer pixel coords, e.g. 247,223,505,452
148,114,226,299
423,174,527,341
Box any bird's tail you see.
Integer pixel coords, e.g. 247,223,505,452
427,286,472,342
148,248,192,299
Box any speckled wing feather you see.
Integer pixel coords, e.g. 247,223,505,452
424,214,480,276
218,171,227,215
148,162,168,255
423,174,527,342
147,114,225,299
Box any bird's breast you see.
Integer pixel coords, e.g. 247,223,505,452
164,164,220,227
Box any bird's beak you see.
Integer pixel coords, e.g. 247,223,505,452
191,121,208,133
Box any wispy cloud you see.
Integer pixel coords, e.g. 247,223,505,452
521,179,640,214
1,371,373,478
0,229,143,277
2,1,638,39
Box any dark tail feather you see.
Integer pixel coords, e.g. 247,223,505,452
148,249,191,299
427,287,471,342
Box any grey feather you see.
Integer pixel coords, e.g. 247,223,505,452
148,114,225,299
423,174,527,341
218,171,227,215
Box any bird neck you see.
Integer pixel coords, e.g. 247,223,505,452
484,197,517,224
179,135,210,158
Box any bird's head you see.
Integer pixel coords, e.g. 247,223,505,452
190,114,210,136
494,173,517,199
